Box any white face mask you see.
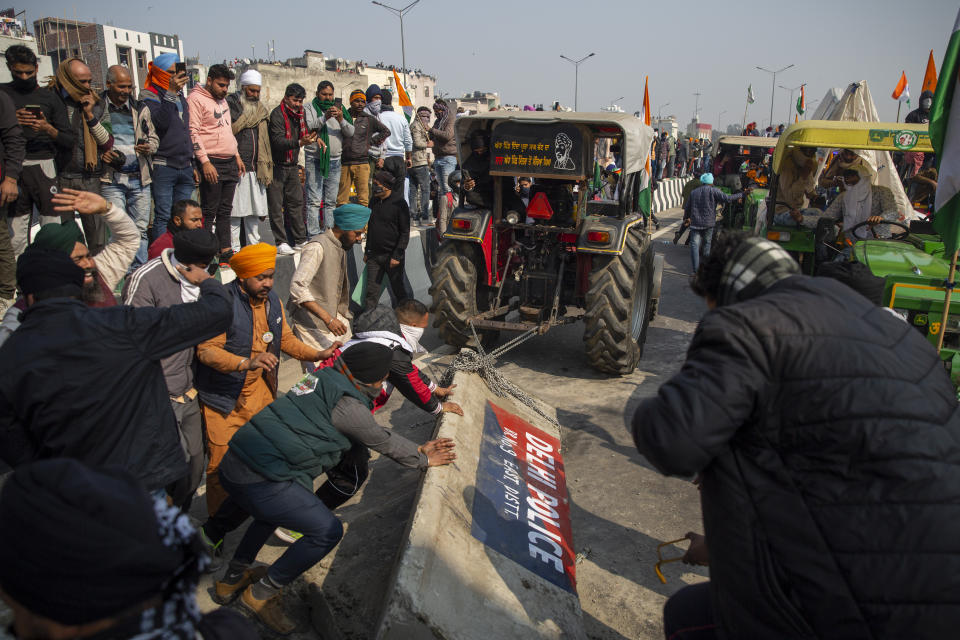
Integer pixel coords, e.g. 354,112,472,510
400,324,426,353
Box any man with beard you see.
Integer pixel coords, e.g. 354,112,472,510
0,235,233,498
289,203,371,357
195,243,341,516
1,45,72,257
268,83,318,255
0,188,138,346
304,81,354,236
188,64,243,264
49,58,115,256
226,70,270,253
148,198,204,259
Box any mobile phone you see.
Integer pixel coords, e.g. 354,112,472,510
175,62,186,74
136,138,148,146
23,105,44,119
334,97,343,108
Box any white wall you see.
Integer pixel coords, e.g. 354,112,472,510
362,67,436,111
102,26,151,89
0,35,54,83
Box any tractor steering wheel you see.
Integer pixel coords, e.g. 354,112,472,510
846,219,911,242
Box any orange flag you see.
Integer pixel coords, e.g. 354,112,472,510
892,71,909,101
642,76,651,125
922,50,938,94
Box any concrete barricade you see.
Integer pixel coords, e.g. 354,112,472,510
376,371,587,640
652,176,691,212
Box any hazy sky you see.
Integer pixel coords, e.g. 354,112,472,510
25,0,957,129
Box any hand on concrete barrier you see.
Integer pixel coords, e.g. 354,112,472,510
419,438,456,466
441,402,463,416
682,532,709,566
434,384,457,399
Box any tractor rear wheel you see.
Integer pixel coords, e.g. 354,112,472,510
583,228,651,375
429,241,499,349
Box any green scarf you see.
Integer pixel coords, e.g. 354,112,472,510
312,98,334,177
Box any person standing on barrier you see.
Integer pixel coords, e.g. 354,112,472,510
226,70,270,253
430,98,456,234
409,106,433,225
289,203,371,356
207,342,456,635
631,234,960,640
304,81,353,235
194,243,340,517
337,90,389,208
364,171,411,310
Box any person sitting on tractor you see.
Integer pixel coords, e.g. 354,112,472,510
772,147,821,228
820,168,898,257
818,148,870,190
461,131,525,214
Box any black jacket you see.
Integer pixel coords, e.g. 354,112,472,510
366,189,410,261
341,110,389,166
268,104,302,167
0,90,24,182
906,90,934,125
0,280,233,491
0,82,74,162
632,276,960,639
139,86,193,169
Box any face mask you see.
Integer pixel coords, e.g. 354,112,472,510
11,75,37,91
372,184,386,197
367,99,382,115
359,381,383,399
400,324,426,353
519,186,530,198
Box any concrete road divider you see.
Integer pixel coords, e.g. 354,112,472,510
376,371,587,640
653,176,692,212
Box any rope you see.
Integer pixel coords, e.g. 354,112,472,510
439,321,560,428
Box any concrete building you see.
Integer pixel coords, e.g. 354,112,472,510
652,116,679,139
228,50,437,113
33,16,183,91
686,117,712,141
452,91,500,114
0,15,53,83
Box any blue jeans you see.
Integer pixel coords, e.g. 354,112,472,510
304,156,341,236
221,471,343,586
151,164,195,242
408,165,431,219
102,175,152,269
434,155,457,195
689,227,713,272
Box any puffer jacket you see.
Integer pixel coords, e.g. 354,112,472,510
632,275,960,640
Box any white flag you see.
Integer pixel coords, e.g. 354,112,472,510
747,85,756,104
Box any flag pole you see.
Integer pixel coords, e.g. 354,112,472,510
896,102,902,123
742,99,748,133
937,249,959,352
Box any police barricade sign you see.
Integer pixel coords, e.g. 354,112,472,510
471,400,576,593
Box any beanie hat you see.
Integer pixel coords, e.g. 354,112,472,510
341,342,394,383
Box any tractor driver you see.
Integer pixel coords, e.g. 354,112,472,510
462,132,525,214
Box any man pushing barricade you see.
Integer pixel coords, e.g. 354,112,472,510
630,233,960,640
200,342,457,635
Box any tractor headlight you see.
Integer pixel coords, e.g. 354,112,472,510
505,211,520,225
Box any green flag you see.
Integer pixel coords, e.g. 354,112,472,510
932,9,960,258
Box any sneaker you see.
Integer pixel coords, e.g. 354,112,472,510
277,243,295,256
274,527,303,544
199,528,225,574
240,585,297,635
213,565,268,605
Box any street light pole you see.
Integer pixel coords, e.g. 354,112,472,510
658,102,671,122
609,95,624,111
757,63,794,130
718,109,727,133
779,83,803,125
372,0,421,87
560,52,596,111
693,91,702,121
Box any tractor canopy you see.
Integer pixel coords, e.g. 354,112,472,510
454,111,656,179
772,121,933,173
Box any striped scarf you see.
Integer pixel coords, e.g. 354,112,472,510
280,101,307,164
718,238,799,307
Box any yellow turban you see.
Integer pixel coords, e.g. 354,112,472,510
229,243,277,278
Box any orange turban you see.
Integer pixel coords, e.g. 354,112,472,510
229,243,277,278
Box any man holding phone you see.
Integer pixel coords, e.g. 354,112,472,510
100,65,158,271
141,53,195,248
1,45,73,256
304,81,353,236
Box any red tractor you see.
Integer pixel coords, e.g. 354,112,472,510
430,112,663,374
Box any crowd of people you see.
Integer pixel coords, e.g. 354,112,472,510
0,44,471,636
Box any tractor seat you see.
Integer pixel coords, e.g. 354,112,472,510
585,199,619,217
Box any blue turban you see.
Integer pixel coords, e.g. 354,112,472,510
699,173,714,185
334,204,371,231
153,53,180,71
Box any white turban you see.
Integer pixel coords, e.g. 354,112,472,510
239,69,262,87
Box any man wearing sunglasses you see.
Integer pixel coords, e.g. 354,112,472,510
123,227,222,509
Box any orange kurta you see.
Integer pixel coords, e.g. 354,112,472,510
197,297,319,515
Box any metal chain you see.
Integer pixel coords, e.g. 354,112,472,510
439,321,560,428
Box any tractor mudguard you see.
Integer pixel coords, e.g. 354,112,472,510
576,213,645,255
